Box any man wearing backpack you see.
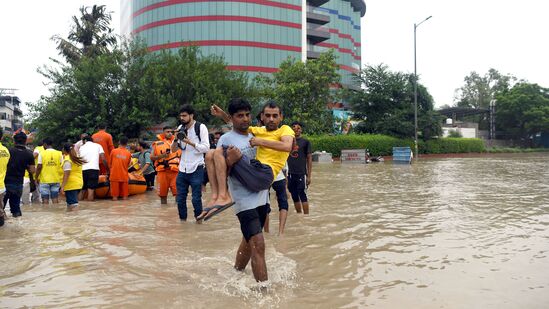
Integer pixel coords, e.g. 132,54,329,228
170,104,209,222
133,141,156,191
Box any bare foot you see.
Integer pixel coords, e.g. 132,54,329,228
225,146,242,168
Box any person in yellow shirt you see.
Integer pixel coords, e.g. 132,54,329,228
0,128,11,226
35,138,63,204
198,100,294,221
60,143,86,210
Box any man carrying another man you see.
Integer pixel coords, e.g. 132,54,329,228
201,99,293,282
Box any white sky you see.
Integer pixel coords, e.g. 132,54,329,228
1,0,548,111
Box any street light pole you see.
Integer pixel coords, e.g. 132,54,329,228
414,15,432,160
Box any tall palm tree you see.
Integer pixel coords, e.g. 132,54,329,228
53,5,117,64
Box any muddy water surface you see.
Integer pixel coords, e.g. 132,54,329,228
1,153,548,308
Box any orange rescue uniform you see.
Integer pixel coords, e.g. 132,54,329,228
92,130,114,175
153,134,180,197
109,146,131,198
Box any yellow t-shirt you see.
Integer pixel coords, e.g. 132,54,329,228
0,143,10,190
39,149,63,184
248,125,295,179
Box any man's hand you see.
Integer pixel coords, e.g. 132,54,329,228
210,104,224,117
182,138,192,145
249,137,264,147
60,187,65,196
306,177,311,188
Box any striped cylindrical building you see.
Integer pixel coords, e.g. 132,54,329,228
121,0,365,87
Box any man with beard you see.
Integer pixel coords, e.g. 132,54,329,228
169,104,209,221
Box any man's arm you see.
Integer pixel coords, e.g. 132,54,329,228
150,145,162,161
306,152,312,187
27,164,36,192
181,124,210,153
250,135,293,152
210,104,231,124
101,153,109,174
170,139,180,153
107,135,114,154
35,153,42,181
27,164,36,180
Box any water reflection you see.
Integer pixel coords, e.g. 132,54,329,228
1,153,548,308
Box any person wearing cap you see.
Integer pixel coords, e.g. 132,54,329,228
4,131,35,217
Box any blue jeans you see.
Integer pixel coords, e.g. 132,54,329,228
176,165,204,220
4,182,23,216
40,183,60,199
65,189,79,206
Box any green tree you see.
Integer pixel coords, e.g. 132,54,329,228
454,68,516,109
346,64,441,140
495,82,549,142
255,51,340,134
29,6,253,145
52,5,117,65
136,46,250,126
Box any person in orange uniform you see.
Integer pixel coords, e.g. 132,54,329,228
151,126,180,204
109,136,131,201
92,123,114,175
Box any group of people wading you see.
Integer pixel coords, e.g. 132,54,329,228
0,98,313,283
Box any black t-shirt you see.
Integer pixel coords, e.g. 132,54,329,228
287,137,312,175
5,145,35,185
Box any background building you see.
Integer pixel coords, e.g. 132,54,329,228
121,0,365,88
0,89,23,133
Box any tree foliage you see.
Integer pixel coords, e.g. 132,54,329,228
255,51,340,134
346,64,442,140
454,68,516,109
495,82,549,141
29,7,251,145
52,5,117,65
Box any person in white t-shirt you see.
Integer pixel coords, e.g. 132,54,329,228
78,136,109,201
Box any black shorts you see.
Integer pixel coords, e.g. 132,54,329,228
236,204,271,242
82,169,99,190
288,173,308,202
223,145,273,192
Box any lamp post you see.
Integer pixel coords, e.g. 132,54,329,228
414,15,432,159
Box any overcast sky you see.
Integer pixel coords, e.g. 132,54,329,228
1,0,548,111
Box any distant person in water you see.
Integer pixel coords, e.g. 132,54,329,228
109,136,132,201
287,121,313,214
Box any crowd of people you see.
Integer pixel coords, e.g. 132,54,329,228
0,98,313,283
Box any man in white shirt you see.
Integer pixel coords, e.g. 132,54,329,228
170,104,209,221
78,136,109,201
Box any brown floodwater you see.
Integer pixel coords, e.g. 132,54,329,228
1,153,548,308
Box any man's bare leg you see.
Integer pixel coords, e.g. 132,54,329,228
42,197,49,205
234,233,268,282
205,150,218,207
212,146,237,206
234,238,251,271
52,197,59,204
249,233,268,282
263,214,270,233
294,201,302,213
86,189,95,201
302,202,310,214
278,209,287,235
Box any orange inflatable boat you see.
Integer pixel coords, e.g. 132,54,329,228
95,172,147,198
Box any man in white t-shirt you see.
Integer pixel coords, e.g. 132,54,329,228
78,136,109,201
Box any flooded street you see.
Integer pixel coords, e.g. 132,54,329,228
1,153,548,308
